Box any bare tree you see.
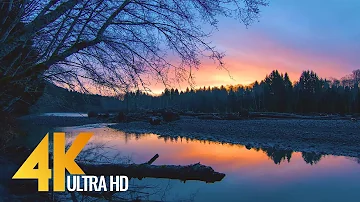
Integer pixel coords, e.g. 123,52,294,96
0,0,268,114
339,69,360,88
353,69,360,86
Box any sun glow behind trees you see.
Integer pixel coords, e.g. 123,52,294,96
119,69,360,114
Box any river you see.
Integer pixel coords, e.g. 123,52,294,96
18,113,360,202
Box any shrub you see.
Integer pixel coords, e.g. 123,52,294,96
117,112,127,122
98,112,110,118
224,113,240,120
198,114,222,120
87,111,98,118
240,109,250,118
162,111,180,122
149,117,161,125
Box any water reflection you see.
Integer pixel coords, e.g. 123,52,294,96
301,152,323,165
260,148,294,165
144,134,324,166
38,126,360,202
347,156,360,164
60,127,340,169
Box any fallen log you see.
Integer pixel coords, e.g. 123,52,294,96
78,154,225,183
8,153,225,200
77,154,225,201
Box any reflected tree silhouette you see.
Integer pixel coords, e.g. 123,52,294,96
345,157,360,164
301,152,323,165
261,148,293,165
113,132,331,167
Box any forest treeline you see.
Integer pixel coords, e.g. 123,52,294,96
30,82,122,113
32,69,360,115
123,69,360,114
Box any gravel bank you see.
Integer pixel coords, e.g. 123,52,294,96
110,116,360,157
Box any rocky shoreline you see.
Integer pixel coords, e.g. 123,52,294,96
109,116,360,158
15,114,360,158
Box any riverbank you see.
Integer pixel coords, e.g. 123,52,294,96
14,114,360,158
109,116,360,158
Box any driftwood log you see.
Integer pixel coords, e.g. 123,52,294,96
75,154,225,201
78,154,225,183
8,153,225,201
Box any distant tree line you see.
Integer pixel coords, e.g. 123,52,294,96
30,82,123,113
32,69,360,115
122,69,360,115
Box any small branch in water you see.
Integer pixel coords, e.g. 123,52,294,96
146,154,159,165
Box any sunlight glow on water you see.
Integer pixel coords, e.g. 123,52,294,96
58,126,360,202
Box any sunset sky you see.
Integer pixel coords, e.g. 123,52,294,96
151,0,360,93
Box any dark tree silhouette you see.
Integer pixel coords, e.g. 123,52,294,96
302,152,323,165
262,147,293,165
0,0,268,116
29,67,360,117
296,70,322,113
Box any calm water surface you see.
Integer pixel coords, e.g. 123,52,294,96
21,121,360,202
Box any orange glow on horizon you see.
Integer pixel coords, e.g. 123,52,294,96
150,33,353,94
55,32,354,96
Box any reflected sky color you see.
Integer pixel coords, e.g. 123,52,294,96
60,126,360,202
152,0,360,93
